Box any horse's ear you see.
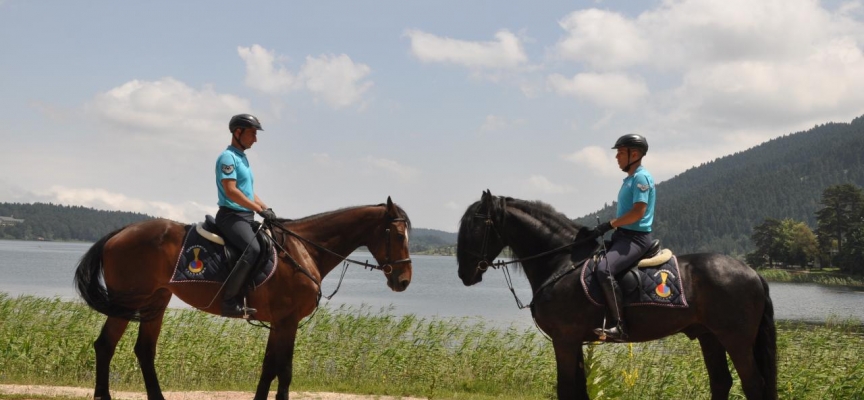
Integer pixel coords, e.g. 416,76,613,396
386,196,397,217
481,190,492,202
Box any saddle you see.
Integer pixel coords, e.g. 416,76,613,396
579,240,689,308
198,215,273,270
170,215,277,288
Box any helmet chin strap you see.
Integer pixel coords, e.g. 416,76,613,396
232,131,248,151
621,151,642,172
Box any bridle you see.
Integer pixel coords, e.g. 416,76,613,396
268,216,411,275
463,197,598,310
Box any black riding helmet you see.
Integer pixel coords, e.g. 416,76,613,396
229,114,264,133
612,134,648,155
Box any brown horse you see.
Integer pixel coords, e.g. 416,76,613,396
456,191,777,400
74,198,412,400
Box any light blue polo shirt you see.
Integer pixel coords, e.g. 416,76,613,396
215,146,254,211
616,165,655,232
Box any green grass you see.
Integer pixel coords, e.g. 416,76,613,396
758,268,864,287
1,293,863,399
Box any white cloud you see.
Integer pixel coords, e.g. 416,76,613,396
46,186,214,223
406,29,528,69
85,77,250,146
563,146,619,177
444,201,461,211
547,72,648,108
527,175,575,194
550,0,864,140
480,114,526,132
555,8,650,70
240,45,373,109
363,156,419,180
238,45,299,94
300,54,373,109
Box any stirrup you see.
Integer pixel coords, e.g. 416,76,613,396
593,324,627,341
221,297,257,319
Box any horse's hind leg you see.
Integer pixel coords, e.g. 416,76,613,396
134,291,172,400
697,334,732,400
94,317,130,400
727,346,766,400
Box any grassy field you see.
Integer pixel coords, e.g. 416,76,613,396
758,268,864,287
1,293,862,399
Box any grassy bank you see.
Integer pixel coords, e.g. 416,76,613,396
758,268,864,287
1,294,862,399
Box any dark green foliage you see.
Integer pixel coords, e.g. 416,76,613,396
816,183,864,274
0,203,153,242
410,227,457,253
576,114,864,255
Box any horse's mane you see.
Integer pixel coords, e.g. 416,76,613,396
283,203,412,231
505,198,583,243
459,196,583,245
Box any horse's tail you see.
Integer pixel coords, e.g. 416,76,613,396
74,227,141,321
754,274,778,400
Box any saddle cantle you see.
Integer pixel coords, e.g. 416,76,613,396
170,215,278,288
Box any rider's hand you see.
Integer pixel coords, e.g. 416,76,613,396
589,221,614,238
257,208,279,224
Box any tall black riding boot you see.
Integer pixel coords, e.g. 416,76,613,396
593,274,628,341
221,259,257,318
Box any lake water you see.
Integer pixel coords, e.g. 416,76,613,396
1,240,863,327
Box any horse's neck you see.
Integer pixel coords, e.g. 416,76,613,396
289,207,381,277
502,210,573,292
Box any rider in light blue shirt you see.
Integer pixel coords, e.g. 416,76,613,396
214,113,280,318
589,134,655,341
216,146,254,211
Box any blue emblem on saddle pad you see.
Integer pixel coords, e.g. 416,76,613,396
580,256,689,308
171,224,277,288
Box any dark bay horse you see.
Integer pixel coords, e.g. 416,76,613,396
456,191,777,400
74,198,412,400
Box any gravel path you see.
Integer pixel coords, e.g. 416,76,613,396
0,385,427,400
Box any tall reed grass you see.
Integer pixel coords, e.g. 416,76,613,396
758,268,864,287
1,293,862,399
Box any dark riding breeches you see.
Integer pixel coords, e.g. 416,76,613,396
215,206,261,266
595,229,653,278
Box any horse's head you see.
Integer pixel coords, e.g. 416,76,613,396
365,197,413,292
456,190,507,286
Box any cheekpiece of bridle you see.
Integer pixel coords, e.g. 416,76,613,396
467,199,505,272
377,217,412,274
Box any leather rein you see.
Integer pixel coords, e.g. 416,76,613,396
466,199,596,310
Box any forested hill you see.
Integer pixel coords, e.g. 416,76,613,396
575,114,864,255
0,203,153,242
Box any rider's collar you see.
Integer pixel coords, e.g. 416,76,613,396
227,145,247,157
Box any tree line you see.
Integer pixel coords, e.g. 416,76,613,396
746,183,864,274
0,202,152,242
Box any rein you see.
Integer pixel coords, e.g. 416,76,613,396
468,199,596,310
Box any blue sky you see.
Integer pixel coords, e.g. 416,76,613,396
2,0,864,231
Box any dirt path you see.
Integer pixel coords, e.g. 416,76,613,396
0,385,427,400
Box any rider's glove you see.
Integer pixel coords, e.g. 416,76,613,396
257,208,279,224
590,221,615,239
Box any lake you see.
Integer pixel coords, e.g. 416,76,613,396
1,240,863,327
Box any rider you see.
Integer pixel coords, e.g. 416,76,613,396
590,134,655,340
215,113,280,317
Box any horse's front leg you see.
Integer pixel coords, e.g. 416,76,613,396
254,318,299,400
552,338,590,400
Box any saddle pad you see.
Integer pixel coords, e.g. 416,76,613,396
580,255,689,308
170,225,277,288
